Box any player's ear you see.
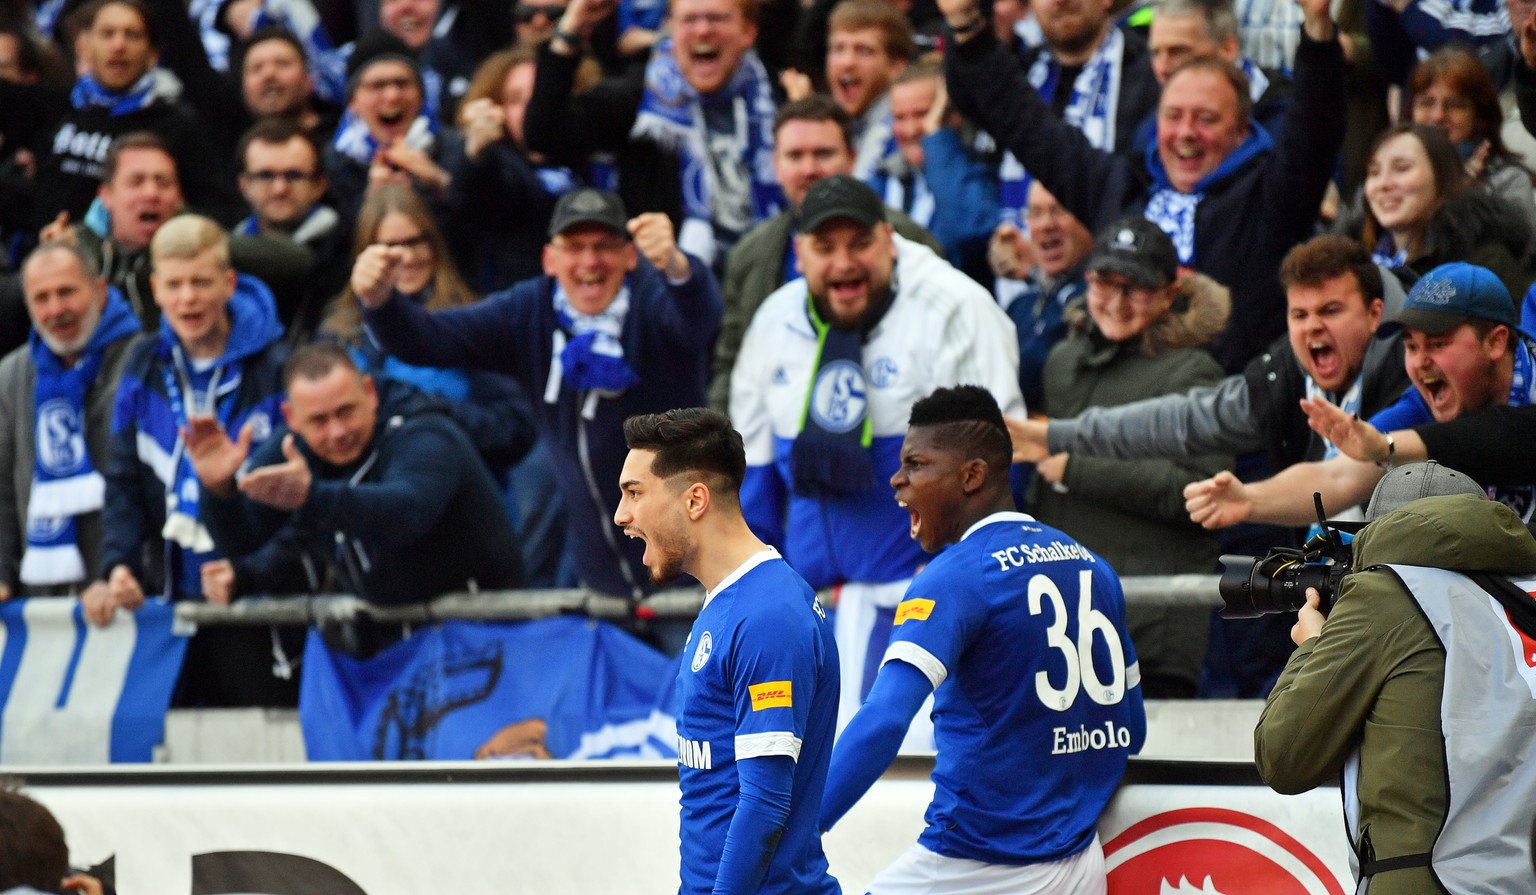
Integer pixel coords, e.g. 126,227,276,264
686,481,711,521
961,458,988,495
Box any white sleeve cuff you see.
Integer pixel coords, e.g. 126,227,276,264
883,641,948,690
1126,660,1140,690
735,731,802,762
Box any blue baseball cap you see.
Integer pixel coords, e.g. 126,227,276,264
1380,262,1519,337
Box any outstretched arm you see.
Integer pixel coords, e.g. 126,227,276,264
819,660,933,831
1184,454,1383,529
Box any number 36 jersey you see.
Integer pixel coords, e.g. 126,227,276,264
883,511,1146,865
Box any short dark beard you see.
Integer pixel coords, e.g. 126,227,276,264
812,280,896,332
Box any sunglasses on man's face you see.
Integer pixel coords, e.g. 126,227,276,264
513,3,564,23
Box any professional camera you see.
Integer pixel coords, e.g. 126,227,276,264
1217,493,1354,618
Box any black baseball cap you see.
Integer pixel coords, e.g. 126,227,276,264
548,189,629,238
797,175,886,234
1087,217,1179,290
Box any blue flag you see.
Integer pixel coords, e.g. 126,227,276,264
299,617,678,760
0,598,187,763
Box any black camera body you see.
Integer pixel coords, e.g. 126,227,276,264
1217,493,1355,618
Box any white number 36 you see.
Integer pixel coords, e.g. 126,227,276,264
1028,570,1127,711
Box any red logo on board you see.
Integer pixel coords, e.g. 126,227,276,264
1105,807,1346,894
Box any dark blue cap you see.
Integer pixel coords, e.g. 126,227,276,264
1381,262,1518,336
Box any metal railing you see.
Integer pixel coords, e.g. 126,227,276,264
174,575,1224,626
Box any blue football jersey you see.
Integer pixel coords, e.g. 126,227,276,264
675,550,841,895
884,511,1146,864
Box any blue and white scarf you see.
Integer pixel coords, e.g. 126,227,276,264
1235,0,1303,74
70,68,181,115
332,108,438,167
1371,237,1409,271
1142,122,1274,266
159,346,244,557
1238,57,1271,104
546,284,637,420
996,30,1126,301
22,293,140,586
191,0,337,73
630,41,779,264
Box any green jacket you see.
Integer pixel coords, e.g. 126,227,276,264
1028,273,1231,694
708,208,943,411
1256,494,1536,895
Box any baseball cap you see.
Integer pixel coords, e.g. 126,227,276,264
548,189,629,238
1364,460,1487,522
1087,217,1178,290
797,175,886,234
1379,262,1519,337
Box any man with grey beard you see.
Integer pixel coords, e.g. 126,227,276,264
0,244,142,599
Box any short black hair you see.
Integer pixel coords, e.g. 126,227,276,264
0,779,69,891
772,95,854,152
235,24,308,76
623,408,746,497
283,342,360,389
237,116,320,173
908,385,1012,473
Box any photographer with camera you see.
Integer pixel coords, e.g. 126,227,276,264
1255,461,1536,895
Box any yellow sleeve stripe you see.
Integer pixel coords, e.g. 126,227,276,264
748,680,792,710
894,598,935,625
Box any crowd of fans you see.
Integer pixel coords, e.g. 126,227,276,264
0,0,1533,708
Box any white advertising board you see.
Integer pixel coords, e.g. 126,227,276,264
23,760,1352,894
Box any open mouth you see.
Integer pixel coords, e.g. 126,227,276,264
898,498,921,541
827,275,865,302
623,527,650,564
1035,232,1064,262
833,75,861,107
377,110,407,129
1308,341,1338,381
689,44,722,71
1418,371,1449,407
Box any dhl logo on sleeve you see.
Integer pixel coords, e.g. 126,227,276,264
748,681,793,711
894,598,935,625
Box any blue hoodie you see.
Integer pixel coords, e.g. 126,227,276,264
102,274,289,599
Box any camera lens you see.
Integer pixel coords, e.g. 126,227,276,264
1218,554,1334,618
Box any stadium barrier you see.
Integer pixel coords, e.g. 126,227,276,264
173,574,1224,626
24,757,1352,895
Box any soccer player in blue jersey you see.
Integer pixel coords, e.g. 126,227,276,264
820,385,1146,893
614,408,841,895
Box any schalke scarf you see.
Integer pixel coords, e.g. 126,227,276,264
547,283,638,420
996,30,1127,304
790,286,895,497
332,108,438,167
630,41,779,263
1142,122,1274,267
998,29,1128,233
159,344,244,558
70,67,181,115
22,292,140,586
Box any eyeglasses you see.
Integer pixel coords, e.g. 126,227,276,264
549,236,629,256
380,233,431,252
242,169,316,186
513,3,564,22
1086,271,1163,305
357,76,415,94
